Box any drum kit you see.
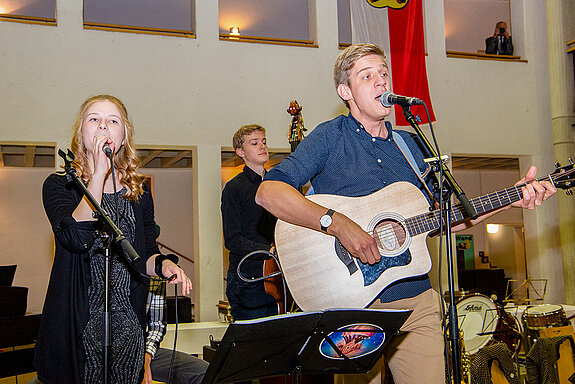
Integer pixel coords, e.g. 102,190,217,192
447,291,571,380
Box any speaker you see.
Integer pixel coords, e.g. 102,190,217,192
166,296,193,323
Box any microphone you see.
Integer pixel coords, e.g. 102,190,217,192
380,91,424,108
102,143,113,157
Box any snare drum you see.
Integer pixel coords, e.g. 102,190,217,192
456,293,521,357
522,304,569,353
523,304,568,329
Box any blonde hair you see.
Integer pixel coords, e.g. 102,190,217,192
70,94,145,201
333,44,388,108
232,124,266,150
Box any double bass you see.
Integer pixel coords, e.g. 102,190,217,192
263,101,307,314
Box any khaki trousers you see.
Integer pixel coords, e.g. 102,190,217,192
335,289,445,384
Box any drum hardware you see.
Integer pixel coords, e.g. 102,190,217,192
217,300,233,323
446,327,471,384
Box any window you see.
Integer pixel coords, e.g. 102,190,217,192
0,0,56,25
219,0,317,47
444,0,520,60
337,0,352,49
83,0,195,38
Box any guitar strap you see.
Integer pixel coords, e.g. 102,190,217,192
393,132,437,205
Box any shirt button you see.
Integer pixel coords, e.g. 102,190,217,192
377,159,382,163
372,138,376,142
356,129,360,132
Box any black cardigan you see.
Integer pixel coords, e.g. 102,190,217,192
34,173,160,383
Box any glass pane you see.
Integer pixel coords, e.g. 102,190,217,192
0,0,55,20
219,0,313,42
444,0,511,53
84,0,194,33
337,0,351,47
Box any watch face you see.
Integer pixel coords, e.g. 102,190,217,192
320,215,332,227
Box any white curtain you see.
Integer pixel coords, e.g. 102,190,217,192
349,0,396,125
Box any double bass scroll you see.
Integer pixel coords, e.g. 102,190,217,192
263,100,307,314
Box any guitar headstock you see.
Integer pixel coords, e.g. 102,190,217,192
551,158,575,194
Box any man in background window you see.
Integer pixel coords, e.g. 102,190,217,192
486,21,514,55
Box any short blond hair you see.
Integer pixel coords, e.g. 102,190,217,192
333,44,388,107
232,124,266,150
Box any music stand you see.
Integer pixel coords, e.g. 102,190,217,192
0,265,17,286
201,308,411,384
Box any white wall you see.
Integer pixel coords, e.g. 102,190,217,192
0,0,565,315
143,168,195,298
0,168,53,314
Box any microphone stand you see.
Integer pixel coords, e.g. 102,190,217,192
58,149,141,384
399,105,476,384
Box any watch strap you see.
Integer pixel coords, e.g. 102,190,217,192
320,209,335,233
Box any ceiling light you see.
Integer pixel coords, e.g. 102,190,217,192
486,224,500,234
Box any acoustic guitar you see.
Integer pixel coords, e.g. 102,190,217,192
274,162,575,311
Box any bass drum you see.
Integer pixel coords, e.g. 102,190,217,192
456,293,521,357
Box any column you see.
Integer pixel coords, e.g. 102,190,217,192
546,0,575,303
193,145,225,321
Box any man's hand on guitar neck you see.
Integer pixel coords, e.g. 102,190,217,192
511,166,556,209
329,211,381,265
454,166,557,231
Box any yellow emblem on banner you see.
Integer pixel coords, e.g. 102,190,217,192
366,0,410,9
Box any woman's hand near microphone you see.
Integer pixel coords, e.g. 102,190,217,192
72,135,116,222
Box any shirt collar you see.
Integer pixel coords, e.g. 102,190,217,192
348,113,394,141
243,164,264,182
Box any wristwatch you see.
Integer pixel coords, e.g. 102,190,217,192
320,209,335,233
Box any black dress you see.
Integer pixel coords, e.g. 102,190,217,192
81,188,144,383
35,174,159,384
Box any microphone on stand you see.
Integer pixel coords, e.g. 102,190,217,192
102,143,113,157
379,90,424,108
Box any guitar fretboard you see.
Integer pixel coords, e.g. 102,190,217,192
405,174,554,236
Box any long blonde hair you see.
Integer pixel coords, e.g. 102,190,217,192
70,94,145,201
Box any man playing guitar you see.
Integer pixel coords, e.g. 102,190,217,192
256,44,556,384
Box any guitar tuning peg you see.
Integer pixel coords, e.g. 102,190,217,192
567,189,573,196
555,162,561,168
569,158,574,165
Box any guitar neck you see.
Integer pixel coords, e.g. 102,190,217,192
407,175,553,236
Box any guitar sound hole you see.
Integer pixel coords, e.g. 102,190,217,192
372,219,406,252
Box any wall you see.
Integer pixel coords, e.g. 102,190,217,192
144,168,195,298
0,0,565,317
0,167,54,314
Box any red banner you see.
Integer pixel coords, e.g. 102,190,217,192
388,0,436,125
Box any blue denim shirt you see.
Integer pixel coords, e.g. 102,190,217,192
265,113,435,303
